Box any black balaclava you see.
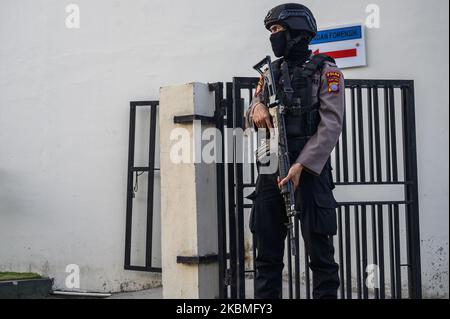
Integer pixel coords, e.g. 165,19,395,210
270,29,312,64
270,30,288,58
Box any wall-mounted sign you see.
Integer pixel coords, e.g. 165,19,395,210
310,24,367,69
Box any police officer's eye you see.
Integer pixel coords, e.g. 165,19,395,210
270,25,284,33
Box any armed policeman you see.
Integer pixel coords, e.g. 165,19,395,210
246,3,345,299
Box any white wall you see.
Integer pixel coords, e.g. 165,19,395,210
0,0,448,297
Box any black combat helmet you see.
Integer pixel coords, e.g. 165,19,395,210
264,3,317,39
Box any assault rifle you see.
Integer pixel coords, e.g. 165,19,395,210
253,56,298,256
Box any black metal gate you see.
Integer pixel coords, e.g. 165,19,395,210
212,78,422,299
124,101,161,273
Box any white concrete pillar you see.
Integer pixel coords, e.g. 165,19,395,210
159,83,219,299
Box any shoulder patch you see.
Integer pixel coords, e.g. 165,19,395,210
326,71,341,93
254,75,264,97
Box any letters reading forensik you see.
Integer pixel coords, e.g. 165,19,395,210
176,303,273,316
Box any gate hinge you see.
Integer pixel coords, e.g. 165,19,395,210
176,254,218,265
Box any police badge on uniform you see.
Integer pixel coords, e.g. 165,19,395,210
326,71,341,93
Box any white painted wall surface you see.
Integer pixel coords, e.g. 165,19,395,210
0,0,448,297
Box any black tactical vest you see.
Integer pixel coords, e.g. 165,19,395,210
268,54,335,159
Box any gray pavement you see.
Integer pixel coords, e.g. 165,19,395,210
108,279,356,299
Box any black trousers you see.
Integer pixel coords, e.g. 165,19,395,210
249,160,340,299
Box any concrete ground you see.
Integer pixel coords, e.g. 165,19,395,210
108,279,352,299
109,286,162,299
